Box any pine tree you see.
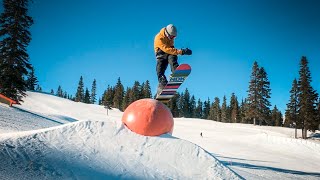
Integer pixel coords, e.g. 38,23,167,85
246,62,272,125
102,85,114,108
131,81,141,101
168,93,180,117
113,77,124,111
276,111,283,127
56,86,63,97
84,88,90,104
221,96,228,123
190,95,196,118
50,89,54,94
141,80,152,98
181,89,191,118
101,90,107,105
26,66,38,90
246,61,260,125
239,99,247,123
257,67,272,125
91,79,97,104
195,99,203,119
63,91,67,99
208,101,214,120
226,102,231,122
271,106,278,126
297,56,318,139
122,87,131,110
75,76,84,102
285,79,299,138
202,98,211,119
128,88,135,105
0,0,34,102
230,93,240,123
209,97,221,121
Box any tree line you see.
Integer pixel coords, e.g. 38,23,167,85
99,78,152,111
89,57,319,139
166,57,319,139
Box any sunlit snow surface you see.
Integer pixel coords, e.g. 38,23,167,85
0,91,319,179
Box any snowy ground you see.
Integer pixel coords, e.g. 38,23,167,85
173,119,320,180
0,92,239,180
0,91,319,179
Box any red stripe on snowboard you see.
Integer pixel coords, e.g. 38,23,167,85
176,64,191,70
165,85,180,89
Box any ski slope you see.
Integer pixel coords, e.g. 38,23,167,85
0,91,319,179
0,92,239,180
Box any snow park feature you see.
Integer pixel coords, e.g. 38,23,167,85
122,98,174,136
0,93,18,107
0,92,241,179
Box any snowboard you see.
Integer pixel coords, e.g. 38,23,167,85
156,64,191,103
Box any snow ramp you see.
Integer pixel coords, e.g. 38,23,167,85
0,119,241,180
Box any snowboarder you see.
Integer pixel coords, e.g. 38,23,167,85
154,24,192,92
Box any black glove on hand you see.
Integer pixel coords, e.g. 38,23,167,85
181,48,192,55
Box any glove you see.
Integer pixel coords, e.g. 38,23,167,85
181,48,192,55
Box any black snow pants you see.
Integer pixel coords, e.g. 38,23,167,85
156,49,179,83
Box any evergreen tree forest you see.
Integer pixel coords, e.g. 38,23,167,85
100,78,152,111
94,59,319,135
45,57,318,136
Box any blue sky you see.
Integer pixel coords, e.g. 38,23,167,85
3,0,320,113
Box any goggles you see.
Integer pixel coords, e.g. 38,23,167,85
165,28,176,39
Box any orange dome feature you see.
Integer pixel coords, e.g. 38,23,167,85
122,99,174,136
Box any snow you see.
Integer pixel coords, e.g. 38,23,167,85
0,92,239,179
0,91,319,179
173,119,320,179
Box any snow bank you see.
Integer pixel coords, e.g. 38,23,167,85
0,118,240,179
0,92,240,179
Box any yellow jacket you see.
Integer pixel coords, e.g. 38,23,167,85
154,28,182,55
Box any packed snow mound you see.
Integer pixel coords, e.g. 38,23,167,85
1,91,320,179
0,118,240,180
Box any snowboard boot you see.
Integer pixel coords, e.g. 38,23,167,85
157,75,168,96
159,75,168,88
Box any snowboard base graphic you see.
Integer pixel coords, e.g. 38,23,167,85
155,64,191,103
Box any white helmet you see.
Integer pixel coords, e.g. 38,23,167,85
165,24,177,37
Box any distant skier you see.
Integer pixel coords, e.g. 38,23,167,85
154,24,192,92
200,132,203,138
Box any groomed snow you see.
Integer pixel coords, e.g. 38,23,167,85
0,92,240,179
0,91,319,179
